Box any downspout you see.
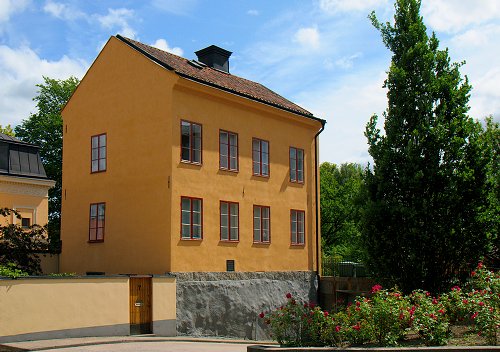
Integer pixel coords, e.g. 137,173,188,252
314,120,326,278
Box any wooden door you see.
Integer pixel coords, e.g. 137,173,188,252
129,276,152,335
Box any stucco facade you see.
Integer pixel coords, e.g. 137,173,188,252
60,36,324,275
0,134,55,227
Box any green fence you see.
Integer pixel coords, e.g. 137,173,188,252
322,256,369,277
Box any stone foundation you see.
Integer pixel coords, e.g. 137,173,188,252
174,271,318,340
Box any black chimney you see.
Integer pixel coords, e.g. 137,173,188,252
195,45,232,73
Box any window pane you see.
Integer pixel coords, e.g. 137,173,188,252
291,230,297,244
90,204,97,217
181,225,191,238
92,160,98,172
192,225,201,238
192,124,201,136
262,141,268,153
221,225,228,240
230,157,237,170
193,149,201,163
193,135,201,149
262,164,269,176
262,228,269,242
98,203,105,216
220,155,228,169
192,199,201,212
99,146,106,158
181,131,190,149
221,202,228,215
193,212,201,225
97,227,104,240
181,198,191,211
229,133,237,146
254,229,260,242
230,203,238,216
221,213,228,227
290,148,296,160
181,148,190,161
252,139,260,152
99,159,106,171
220,132,228,145
262,207,269,219
230,227,238,241
181,210,191,225
253,150,260,163
90,218,97,229
92,149,98,161
99,134,106,146
291,211,297,222
92,136,98,148
262,152,268,165
298,170,303,182
253,162,260,175
230,146,237,158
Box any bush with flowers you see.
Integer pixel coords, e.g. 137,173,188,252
408,290,450,345
259,263,499,347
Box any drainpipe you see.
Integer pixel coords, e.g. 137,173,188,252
314,120,326,278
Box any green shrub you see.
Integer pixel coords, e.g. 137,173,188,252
0,263,28,278
409,290,450,346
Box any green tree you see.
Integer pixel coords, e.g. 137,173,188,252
14,76,79,249
363,0,492,293
479,116,499,264
0,208,48,275
320,162,365,260
0,124,15,136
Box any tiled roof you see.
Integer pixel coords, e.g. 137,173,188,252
117,36,321,120
0,133,35,146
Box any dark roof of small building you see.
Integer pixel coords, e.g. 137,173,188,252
116,35,324,123
0,133,48,179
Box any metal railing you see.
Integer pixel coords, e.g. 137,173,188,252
322,256,369,277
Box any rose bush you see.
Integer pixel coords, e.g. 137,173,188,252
260,264,498,347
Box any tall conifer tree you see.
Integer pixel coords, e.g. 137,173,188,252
363,0,491,292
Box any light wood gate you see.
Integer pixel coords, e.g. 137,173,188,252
129,276,152,335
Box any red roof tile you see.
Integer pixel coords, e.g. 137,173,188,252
117,36,320,120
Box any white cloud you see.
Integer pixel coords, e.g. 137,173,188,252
151,39,183,56
294,26,320,50
247,9,259,16
319,0,387,14
95,8,136,39
43,0,86,21
298,70,387,164
0,0,29,23
422,0,500,33
0,45,88,127
335,53,361,69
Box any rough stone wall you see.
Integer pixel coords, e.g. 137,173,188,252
174,271,318,340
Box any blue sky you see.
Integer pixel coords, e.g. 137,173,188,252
1,0,499,164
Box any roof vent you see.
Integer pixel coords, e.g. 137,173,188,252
195,45,232,73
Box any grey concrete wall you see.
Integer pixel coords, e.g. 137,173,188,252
174,271,318,340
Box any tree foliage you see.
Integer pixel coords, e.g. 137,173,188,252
363,0,493,293
0,124,15,136
320,162,365,260
0,208,48,275
14,76,79,249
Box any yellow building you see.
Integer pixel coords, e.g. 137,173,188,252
0,133,55,227
60,35,325,275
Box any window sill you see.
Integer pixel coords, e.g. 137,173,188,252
252,173,270,178
220,239,239,243
289,180,304,185
180,160,202,166
252,241,271,245
291,243,305,247
90,170,107,174
219,168,239,173
180,237,203,241
88,240,104,243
